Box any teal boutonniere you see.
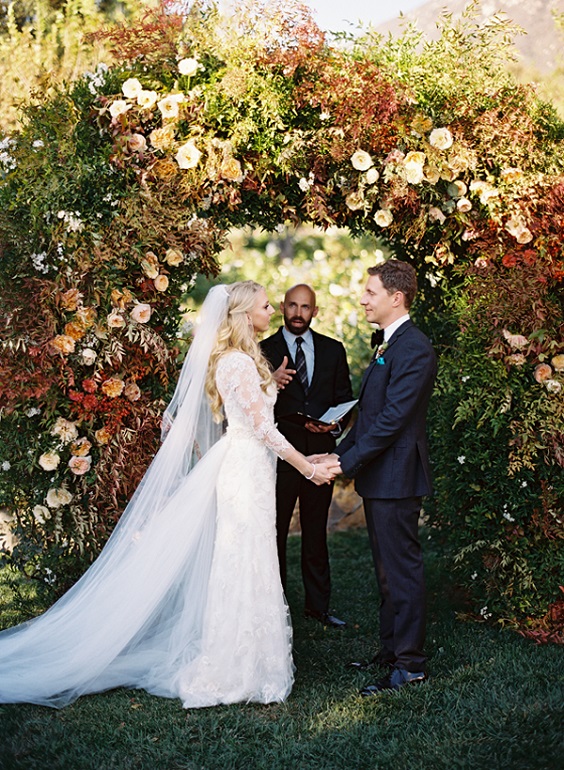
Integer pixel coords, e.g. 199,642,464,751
374,341,388,365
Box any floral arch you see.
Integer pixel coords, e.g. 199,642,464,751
0,1,562,631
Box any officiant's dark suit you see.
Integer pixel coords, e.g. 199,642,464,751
261,284,352,626
335,261,436,690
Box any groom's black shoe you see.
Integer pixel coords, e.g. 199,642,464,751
348,649,397,670
304,609,347,629
360,667,427,696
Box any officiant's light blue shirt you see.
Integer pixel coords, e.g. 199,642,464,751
283,328,314,386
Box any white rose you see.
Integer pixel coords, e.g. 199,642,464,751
81,347,97,365
365,167,379,185
374,209,393,227
51,417,78,443
403,151,426,185
122,78,143,99
137,90,159,109
39,452,61,471
175,140,202,169
545,379,562,394
109,100,131,119
351,150,373,171
158,94,184,119
178,57,202,77
429,127,453,150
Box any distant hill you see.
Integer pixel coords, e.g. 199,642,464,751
378,0,564,72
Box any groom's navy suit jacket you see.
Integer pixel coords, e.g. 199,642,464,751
336,320,437,499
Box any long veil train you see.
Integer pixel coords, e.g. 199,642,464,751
0,286,232,707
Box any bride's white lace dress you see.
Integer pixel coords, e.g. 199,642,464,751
0,350,294,708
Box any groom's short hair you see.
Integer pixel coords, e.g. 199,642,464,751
368,260,417,309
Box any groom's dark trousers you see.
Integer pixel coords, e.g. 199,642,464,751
336,319,436,672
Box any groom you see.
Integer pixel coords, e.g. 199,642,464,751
318,260,437,693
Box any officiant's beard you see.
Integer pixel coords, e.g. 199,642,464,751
284,314,311,335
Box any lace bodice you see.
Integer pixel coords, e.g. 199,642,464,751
216,351,292,458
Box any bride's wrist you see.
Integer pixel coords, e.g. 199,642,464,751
304,462,316,480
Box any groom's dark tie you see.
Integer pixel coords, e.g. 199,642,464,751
295,337,309,394
371,329,384,348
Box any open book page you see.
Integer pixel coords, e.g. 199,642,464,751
280,399,358,427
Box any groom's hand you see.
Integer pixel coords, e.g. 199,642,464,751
273,356,296,389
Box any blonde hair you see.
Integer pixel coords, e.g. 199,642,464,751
205,281,274,421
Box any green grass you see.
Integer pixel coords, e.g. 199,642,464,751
0,530,562,770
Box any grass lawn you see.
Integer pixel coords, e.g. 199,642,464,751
0,529,562,770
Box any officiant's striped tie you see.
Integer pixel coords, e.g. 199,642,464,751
295,337,309,394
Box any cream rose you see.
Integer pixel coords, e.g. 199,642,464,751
365,167,379,185
176,140,202,169
46,487,73,508
551,354,564,372
429,127,453,150
71,437,92,457
424,165,440,184
107,311,126,329
81,347,97,365
140,251,160,279
374,209,393,227
503,330,528,349
351,150,373,171
500,167,523,183
545,379,562,394
403,151,426,185
33,504,51,524
39,452,61,471
154,274,169,292
122,78,143,99
51,417,78,443
220,157,243,182
109,100,131,119
68,455,92,475
178,57,202,77
456,198,472,213
149,125,176,152
345,191,364,211
164,248,183,267
128,133,147,153
130,303,152,324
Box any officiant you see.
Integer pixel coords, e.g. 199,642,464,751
261,284,353,629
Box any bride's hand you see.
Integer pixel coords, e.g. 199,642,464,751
308,459,341,485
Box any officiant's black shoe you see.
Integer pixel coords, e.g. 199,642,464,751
348,649,396,670
304,609,347,629
360,667,426,696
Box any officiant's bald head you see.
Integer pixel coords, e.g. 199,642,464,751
281,284,318,336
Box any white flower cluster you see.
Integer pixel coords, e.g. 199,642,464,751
30,251,49,273
57,210,84,233
84,63,109,95
0,136,16,172
1,461,11,471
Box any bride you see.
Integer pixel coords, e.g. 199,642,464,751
0,281,337,708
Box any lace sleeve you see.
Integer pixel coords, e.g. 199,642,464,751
216,352,293,458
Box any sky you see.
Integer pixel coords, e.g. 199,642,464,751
303,0,426,33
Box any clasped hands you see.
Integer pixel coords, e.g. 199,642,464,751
306,452,341,485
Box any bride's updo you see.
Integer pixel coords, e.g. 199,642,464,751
206,281,274,421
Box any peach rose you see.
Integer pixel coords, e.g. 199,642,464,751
64,321,86,341
95,427,112,445
68,455,92,475
503,330,528,349
71,437,92,457
154,274,169,292
220,157,243,182
124,382,141,402
149,125,176,152
130,303,152,324
507,353,526,367
60,288,82,311
534,363,552,383
551,354,564,372
51,335,76,355
75,307,97,327
128,133,147,153
101,378,125,398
